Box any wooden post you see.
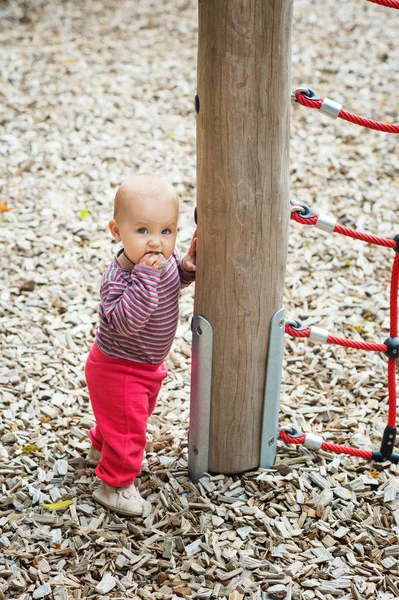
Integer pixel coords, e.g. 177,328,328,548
192,0,293,474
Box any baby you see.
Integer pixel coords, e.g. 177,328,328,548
85,173,196,516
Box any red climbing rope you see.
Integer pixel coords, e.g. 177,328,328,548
325,335,386,353
285,323,387,352
291,208,397,250
294,91,399,134
388,358,397,427
333,223,396,249
291,211,318,227
321,442,373,459
390,254,399,339
285,324,310,338
367,0,399,7
387,254,399,427
279,430,374,459
279,430,305,445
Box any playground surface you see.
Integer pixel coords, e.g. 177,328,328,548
1,0,399,598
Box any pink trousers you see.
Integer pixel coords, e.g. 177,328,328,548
84,342,168,487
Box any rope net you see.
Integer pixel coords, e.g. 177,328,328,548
282,206,399,462
282,0,399,463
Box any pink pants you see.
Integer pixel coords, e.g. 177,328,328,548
84,342,168,487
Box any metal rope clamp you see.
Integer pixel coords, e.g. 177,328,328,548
320,97,342,119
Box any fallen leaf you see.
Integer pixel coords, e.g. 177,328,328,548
42,500,73,511
22,444,39,454
0,202,11,212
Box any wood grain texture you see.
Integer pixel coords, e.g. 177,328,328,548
195,0,293,473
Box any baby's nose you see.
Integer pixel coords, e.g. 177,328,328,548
149,236,161,248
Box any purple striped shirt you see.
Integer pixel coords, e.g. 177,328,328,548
95,249,195,364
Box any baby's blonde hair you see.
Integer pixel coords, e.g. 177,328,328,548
113,173,178,221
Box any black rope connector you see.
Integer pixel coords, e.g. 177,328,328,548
194,207,197,225
379,425,397,458
384,337,399,359
394,234,399,254
372,450,399,464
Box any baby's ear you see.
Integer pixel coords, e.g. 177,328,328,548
109,219,121,242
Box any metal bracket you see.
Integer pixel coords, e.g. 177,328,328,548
259,307,286,468
188,315,214,482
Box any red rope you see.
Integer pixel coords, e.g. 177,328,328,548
295,92,399,134
285,324,311,338
291,211,319,227
291,208,397,249
326,335,387,352
333,223,396,249
390,254,399,338
320,442,373,459
339,109,399,134
279,430,374,459
286,323,387,352
387,255,399,427
388,359,397,428
367,0,399,7
279,431,306,445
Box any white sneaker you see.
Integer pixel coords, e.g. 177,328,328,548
87,447,102,466
93,481,145,516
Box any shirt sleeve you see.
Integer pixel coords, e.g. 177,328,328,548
100,266,161,335
175,251,196,289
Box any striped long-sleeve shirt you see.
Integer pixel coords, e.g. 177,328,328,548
95,249,195,364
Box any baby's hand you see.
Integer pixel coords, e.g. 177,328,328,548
183,229,197,272
139,252,167,271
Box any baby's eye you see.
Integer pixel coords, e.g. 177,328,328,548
162,229,172,235
138,227,147,234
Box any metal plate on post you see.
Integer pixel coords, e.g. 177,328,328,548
188,315,213,482
260,307,286,468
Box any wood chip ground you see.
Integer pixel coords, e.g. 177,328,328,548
1,1,399,599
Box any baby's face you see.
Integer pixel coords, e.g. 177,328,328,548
113,192,178,265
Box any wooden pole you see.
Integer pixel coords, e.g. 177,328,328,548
193,0,293,474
